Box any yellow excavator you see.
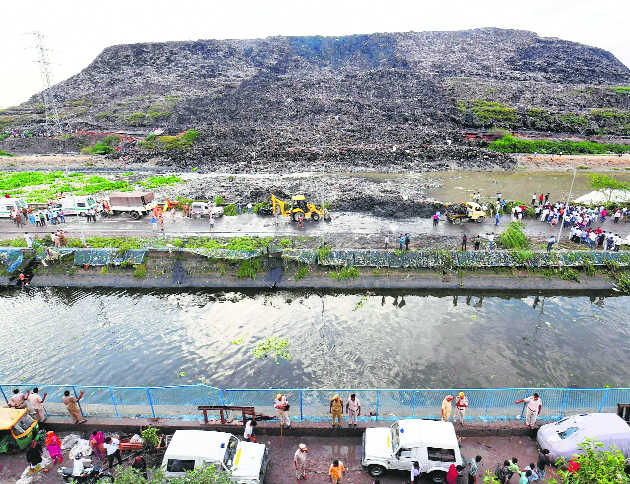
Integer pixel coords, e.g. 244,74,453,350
271,195,325,222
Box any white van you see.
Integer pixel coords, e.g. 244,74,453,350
161,430,268,484
0,198,28,218
190,201,224,218
362,419,464,482
53,195,97,216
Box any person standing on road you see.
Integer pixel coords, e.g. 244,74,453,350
209,213,215,230
411,461,422,483
441,395,453,421
495,212,500,226
28,387,47,423
399,233,404,250
488,233,495,251
330,394,343,429
433,212,439,226
247,202,253,214
454,392,468,425
151,215,158,232
546,235,556,252
536,449,550,479
45,430,63,465
468,455,482,484
328,459,345,484
294,443,308,481
515,393,542,428
474,236,480,251
62,390,87,424
544,193,550,204
274,393,290,427
346,393,361,427
26,439,43,473
531,193,536,206
461,234,467,251
237,202,242,215
384,235,389,249
404,233,410,251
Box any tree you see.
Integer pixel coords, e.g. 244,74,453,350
98,464,232,484
589,174,630,203
549,439,629,483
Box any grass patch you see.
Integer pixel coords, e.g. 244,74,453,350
500,222,528,249
328,266,359,280
611,86,630,95
469,100,517,125
133,264,147,278
214,196,225,205
0,150,14,157
559,268,580,283
317,244,332,260
100,266,108,275
139,175,182,189
238,259,261,279
295,265,309,280
223,204,238,216
489,134,630,154
576,165,590,170
279,238,291,248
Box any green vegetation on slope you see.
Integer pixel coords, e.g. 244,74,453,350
488,134,630,154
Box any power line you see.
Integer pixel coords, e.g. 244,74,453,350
33,31,68,135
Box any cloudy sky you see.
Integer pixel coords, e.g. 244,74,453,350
1,0,628,108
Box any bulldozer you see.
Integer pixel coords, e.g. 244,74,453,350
271,195,326,222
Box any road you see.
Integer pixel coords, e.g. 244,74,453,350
2,211,630,246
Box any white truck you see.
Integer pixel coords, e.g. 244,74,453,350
103,191,156,219
161,430,269,484
362,419,464,483
0,198,28,218
52,195,97,216
190,201,224,218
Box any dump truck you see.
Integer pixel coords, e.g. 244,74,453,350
102,191,156,219
271,195,327,222
445,201,486,224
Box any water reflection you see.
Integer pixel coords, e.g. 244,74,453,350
0,288,628,389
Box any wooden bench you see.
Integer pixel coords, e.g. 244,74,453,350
197,405,272,425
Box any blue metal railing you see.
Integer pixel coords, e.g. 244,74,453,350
2,384,628,423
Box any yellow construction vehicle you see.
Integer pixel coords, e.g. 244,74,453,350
271,195,325,222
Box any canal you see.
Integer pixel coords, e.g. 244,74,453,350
1,288,628,389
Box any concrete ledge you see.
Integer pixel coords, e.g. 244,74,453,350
44,416,539,437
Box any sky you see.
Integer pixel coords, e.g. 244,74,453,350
1,0,629,108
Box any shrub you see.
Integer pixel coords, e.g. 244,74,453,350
223,204,238,216
252,201,270,214
328,266,359,279
489,134,630,154
550,439,629,483
0,150,14,157
141,425,160,451
100,266,108,275
500,222,528,249
181,129,200,142
102,135,120,146
317,244,332,260
295,265,308,280
470,100,517,125
125,112,147,126
172,238,184,248
214,196,225,206
279,238,291,248
81,143,115,155
145,133,157,143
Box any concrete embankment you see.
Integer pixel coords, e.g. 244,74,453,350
1,247,626,292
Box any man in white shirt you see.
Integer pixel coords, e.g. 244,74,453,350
294,443,308,481
345,394,361,428
8,389,29,409
104,436,122,468
243,419,256,442
274,394,290,427
72,453,90,477
514,393,542,428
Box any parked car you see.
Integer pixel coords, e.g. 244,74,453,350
537,413,630,461
190,201,224,218
362,419,464,482
102,191,156,219
0,198,28,218
161,430,268,483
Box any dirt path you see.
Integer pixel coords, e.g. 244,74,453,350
517,153,630,170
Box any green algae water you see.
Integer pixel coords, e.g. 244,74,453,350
0,288,628,389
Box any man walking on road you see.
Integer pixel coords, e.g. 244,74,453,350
461,234,467,251
495,212,500,226
515,393,542,428
294,443,308,481
546,235,556,252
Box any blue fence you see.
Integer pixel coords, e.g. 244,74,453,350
2,384,628,423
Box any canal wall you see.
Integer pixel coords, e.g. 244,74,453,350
1,247,628,291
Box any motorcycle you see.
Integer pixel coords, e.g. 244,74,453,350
58,464,113,483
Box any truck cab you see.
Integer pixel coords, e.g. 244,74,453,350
362,420,464,482
161,430,268,484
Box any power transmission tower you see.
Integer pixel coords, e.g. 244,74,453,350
33,31,66,135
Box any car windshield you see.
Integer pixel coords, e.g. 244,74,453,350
223,436,239,469
13,413,34,435
390,422,400,451
558,427,579,439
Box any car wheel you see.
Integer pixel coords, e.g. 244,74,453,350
292,211,302,222
130,211,140,220
430,470,446,483
367,465,386,478
312,213,320,221
476,216,486,223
